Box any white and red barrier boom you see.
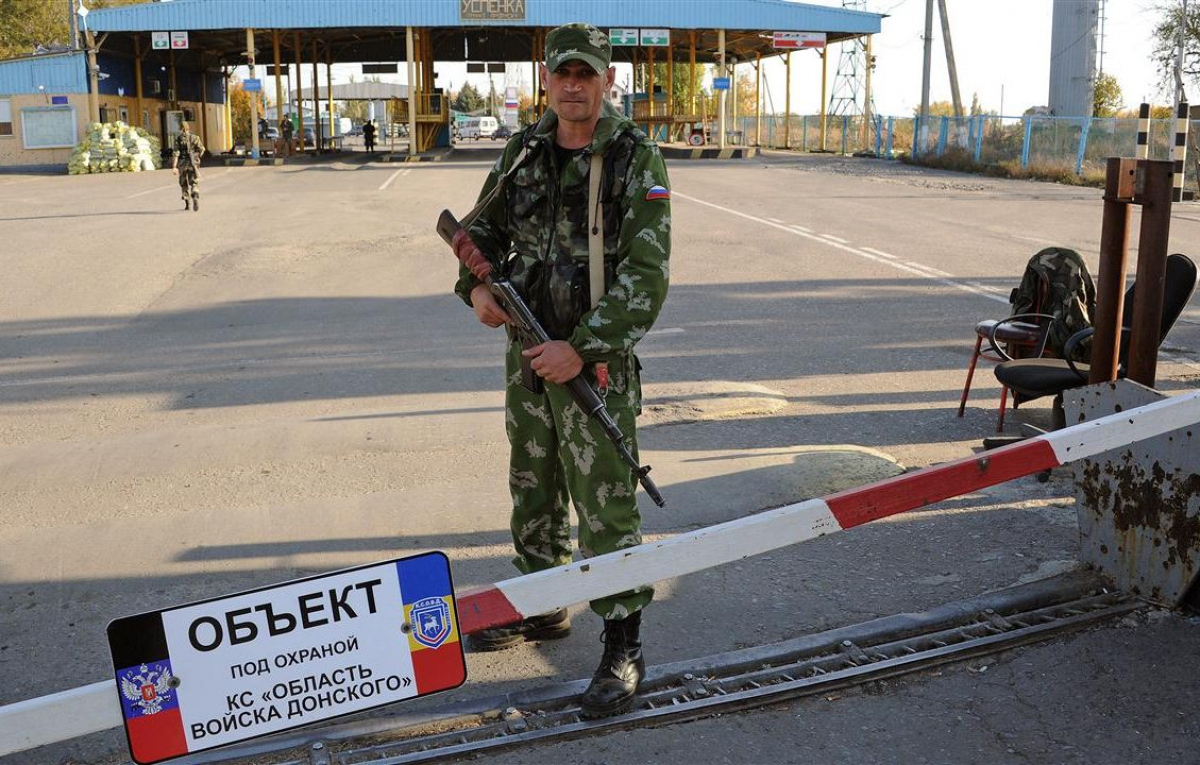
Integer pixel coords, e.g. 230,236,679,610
4,388,1200,756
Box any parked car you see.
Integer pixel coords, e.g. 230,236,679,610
259,126,279,141
346,124,364,137
302,127,316,147
494,124,512,140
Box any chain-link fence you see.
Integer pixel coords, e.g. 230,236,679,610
738,114,1199,193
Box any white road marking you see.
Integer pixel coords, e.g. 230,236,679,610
789,224,813,233
673,190,1009,305
767,217,784,223
124,168,233,199
820,234,850,244
378,167,409,191
905,261,952,277
860,246,897,260
647,327,685,336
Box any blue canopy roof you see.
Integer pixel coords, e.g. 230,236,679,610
89,0,881,36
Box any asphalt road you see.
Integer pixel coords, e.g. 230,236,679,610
1,147,1199,764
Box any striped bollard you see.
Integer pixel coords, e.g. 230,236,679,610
1173,101,1188,202
1137,102,1150,160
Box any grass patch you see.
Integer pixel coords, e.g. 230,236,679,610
901,149,1105,188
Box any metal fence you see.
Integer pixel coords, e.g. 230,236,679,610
740,114,1198,190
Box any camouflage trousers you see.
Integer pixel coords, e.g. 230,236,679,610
178,164,199,200
504,341,653,620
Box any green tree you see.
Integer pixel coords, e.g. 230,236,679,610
1092,72,1123,117
230,78,267,141
969,92,983,116
0,0,148,58
453,82,485,114
913,101,956,117
649,62,709,115
1151,1,1200,97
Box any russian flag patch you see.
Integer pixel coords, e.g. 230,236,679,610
646,185,670,201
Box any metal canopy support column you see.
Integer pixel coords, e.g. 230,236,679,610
312,39,322,152
293,32,304,153
819,49,829,151
864,35,874,149
755,52,762,146
667,42,675,137
718,29,726,149
273,31,284,136
784,51,792,149
406,26,417,158
85,30,100,124
246,28,260,158
133,35,144,128
326,47,334,149
200,70,209,147
223,68,232,148
688,31,696,123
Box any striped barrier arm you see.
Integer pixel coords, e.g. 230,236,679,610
4,388,1200,757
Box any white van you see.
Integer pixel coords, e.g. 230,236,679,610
459,116,499,141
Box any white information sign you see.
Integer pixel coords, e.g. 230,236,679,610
108,552,464,764
772,31,826,50
170,31,189,50
151,32,170,50
639,28,670,46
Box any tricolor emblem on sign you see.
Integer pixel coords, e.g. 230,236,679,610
108,552,466,764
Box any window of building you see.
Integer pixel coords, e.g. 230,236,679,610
21,106,76,149
0,98,13,136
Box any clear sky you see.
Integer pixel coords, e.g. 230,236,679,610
270,0,1173,120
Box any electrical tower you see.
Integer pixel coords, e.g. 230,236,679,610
827,0,875,117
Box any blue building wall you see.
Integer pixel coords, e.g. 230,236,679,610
0,52,88,95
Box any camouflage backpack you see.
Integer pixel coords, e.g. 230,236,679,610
1009,247,1097,359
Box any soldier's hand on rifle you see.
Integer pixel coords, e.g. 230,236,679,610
523,341,583,384
470,284,511,328
452,229,492,280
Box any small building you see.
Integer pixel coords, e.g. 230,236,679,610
0,47,225,169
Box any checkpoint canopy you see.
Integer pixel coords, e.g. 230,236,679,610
84,0,882,153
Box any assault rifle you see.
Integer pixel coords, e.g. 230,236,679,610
437,209,665,508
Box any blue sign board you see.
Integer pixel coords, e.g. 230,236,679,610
51,96,69,105
243,78,262,92
712,77,731,91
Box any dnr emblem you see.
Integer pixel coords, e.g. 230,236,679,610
411,598,451,648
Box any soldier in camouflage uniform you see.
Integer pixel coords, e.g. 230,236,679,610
451,23,670,717
171,121,205,211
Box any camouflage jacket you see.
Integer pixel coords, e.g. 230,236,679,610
172,131,205,167
455,102,671,364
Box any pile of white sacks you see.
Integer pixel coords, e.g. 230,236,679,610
68,122,161,174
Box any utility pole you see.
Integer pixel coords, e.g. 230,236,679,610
1176,0,1190,103
68,0,79,50
920,0,934,150
937,0,964,119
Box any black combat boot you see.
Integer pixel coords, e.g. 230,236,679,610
191,195,199,212
580,611,644,718
182,197,189,210
465,609,570,652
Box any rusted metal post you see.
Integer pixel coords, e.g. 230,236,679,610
1126,159,1176,387
1089,157,1136,384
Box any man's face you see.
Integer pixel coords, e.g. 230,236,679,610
541,61,615,125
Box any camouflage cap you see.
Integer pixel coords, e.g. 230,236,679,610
544,23,612,74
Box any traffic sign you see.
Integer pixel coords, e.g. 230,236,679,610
772,32,826,50
170,31,189,50
107,552,465,764
639,28,670,46
609,28,638,47
151,32,169,50
242,78,261,92
712,77,731,91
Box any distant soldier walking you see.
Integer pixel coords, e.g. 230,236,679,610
171,121,205,211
